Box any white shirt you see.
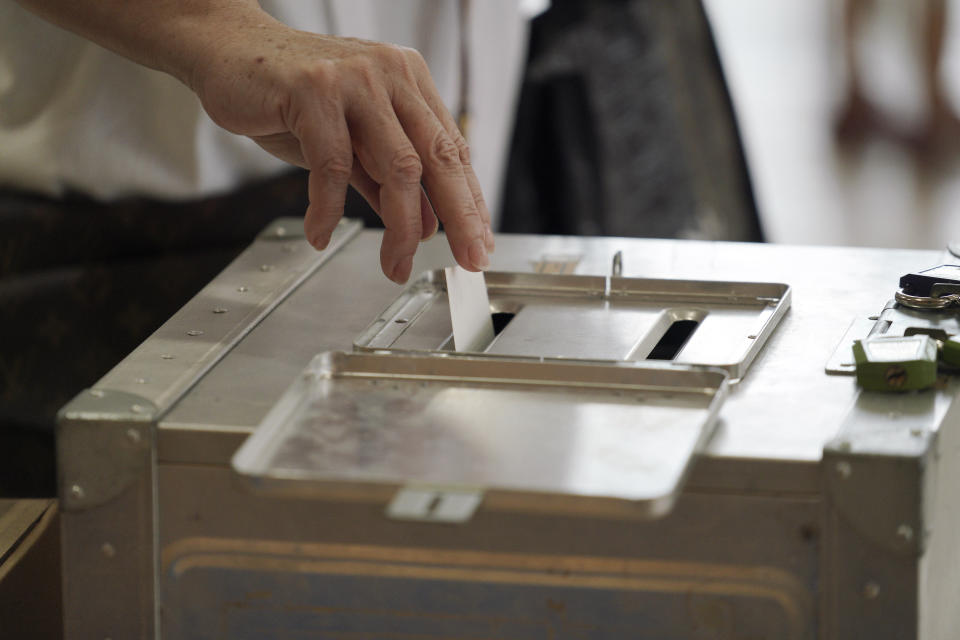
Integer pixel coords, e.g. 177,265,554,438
0,1,528,223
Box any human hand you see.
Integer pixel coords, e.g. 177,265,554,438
189,14,494,283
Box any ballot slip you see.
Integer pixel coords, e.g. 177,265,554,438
444,265,495,352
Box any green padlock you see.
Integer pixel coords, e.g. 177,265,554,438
853,335,938,392
941,337,960,368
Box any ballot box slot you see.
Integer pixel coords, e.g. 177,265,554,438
646,319,700,360
491,311,517,335
437,303,522,352
355,271,790,381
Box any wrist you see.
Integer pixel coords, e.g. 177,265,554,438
163,3,278,93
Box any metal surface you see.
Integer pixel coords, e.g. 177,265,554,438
919,390,960,639
55,229,957,639
824,386,955,553
57,389,158,640
159,461,818,640
354,269,789,381
233,351,728,517
55,217,362,640
819,382,958,640
385,486,484,523
257,217,307,240
95,217,361,410
57,390,156,512
161,535,813,639
159,233,944,472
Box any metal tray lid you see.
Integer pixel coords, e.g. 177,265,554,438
232,351,729,519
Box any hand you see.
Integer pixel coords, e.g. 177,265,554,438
190,17,495,283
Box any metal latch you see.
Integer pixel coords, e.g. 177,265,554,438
386,486,484,523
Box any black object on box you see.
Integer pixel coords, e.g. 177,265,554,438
898,265,960,297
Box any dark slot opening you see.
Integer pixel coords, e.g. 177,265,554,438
646,319,699,360
491,312,515,335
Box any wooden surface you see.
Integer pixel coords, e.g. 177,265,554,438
0,499,62,640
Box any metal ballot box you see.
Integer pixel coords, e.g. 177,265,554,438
57,219,960,639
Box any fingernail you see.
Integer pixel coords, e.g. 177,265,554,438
310,232,331,251
422,220,439,242
468,238,490,270
484,226,496,253
390,256,413,284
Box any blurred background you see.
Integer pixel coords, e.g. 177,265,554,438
705,0,960,249
500,0,960,249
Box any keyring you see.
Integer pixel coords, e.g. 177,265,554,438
895,290,960,310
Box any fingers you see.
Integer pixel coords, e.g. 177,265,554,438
298,111,353,251
350,163,437,241
392,91,490,272
420,189,438,240
406,51,494,253
295,44,489,282
348,159,381,212
347,102,425,284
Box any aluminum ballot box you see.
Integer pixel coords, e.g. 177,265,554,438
57,219,960,639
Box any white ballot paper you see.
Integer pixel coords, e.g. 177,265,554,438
444,266,495,352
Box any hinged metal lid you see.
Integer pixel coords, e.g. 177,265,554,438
232,351,729,518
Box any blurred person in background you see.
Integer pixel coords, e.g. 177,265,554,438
836,0,960,154
500,0,764,242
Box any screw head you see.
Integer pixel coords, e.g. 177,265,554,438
212,307,228,314
186,329,204,337
836,461,852,479
237,286,249,293
260,264,274,272
885,366,908,389
89,389,105,398
863,581,881,599
897,524,914,542
69,484,85,500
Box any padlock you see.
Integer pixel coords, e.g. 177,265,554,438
852,335,938,392
940,337,960,369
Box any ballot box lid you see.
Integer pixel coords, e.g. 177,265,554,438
232,351,728,519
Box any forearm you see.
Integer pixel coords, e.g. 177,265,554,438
13,0,276,90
